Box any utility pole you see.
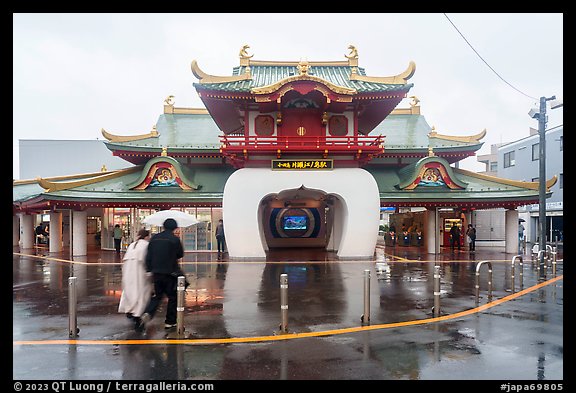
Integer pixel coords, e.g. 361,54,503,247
533,95,562,279
537,96,548,280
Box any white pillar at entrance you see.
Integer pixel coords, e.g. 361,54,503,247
505,209,519,254
72,210,87,256
425,208,437,254
13,215,20,247
19,214,34,249
222,168,380,259
327,198,345,252
49,211,63,252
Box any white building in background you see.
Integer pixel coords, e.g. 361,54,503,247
476,126,563,246
18,139,133,180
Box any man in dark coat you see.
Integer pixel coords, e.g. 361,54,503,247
450,223,461,251
139,218,184,330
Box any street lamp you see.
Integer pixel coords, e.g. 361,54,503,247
528,95,563,279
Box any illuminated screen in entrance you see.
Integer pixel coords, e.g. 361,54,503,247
282,216,308,230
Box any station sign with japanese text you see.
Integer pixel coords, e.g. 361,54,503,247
271,159,334,170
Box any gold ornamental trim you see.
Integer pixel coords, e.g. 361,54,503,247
251,74,356,96
101,128,159,143
454,168,557,192
349,61,416,85
163,106,210,115
246,60,350,67
14,170,118,185
36,166,141,193
191,60,252,84
428,129,487,143
390,106,420,115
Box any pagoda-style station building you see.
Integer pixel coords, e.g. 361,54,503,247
13,45,553,258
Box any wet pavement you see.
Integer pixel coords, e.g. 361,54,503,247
13,244,564,383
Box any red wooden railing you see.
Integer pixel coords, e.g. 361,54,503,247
219,134,384,153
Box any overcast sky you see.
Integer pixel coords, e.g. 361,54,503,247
13,13,563,179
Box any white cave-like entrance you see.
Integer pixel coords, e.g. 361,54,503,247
222,168,380,259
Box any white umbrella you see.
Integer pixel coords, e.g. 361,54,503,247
142,210,199,228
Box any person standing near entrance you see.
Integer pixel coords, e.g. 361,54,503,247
215,219,226,257
139,218,184,331
518,221,525,253
450,222,461,251
416,227,423,246
466,224,476,252
113,224,123,254
35,223,48,245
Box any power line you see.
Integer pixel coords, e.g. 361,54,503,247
443,13,537,101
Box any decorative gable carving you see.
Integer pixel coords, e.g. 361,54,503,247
398,156,467,190
128,156,200,191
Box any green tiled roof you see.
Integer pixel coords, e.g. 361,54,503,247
364,166,540,202
14,163,539,207
33,165,235,203
13,182,44,203
373,114,482,150
194,65,413,93
104,111,481,154
103,113,221,152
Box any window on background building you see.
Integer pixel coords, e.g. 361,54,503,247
532,143,539,161
560,173,563,189
490,161,498,172
559,136,563,151
503,151,515,168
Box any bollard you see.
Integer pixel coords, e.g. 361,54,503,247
475,261,493,304
537,250,547,278
551,247,557,275
176,276,186,337
361,269,370,325
433,265,441,317
280,274,288,333
511,255,523,293
68,277,79,338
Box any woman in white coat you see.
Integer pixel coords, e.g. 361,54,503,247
118,228,153,330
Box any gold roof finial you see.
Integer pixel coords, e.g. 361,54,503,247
100,164,107,172
409,96,420,107
239,44,253,59
239,45,253,66
428,146,435,157
164,95,175,106
345,45,358,59
345,45,359,67
297,59,310,75
161,146,168,156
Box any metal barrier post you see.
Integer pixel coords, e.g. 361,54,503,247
475,261,493,304
176,276,186,337
433,265,441,317
511,255,523,293
280,274,288,333
537,250,547,278
551,247,557,275
361,269,370,325
68,276,78,338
